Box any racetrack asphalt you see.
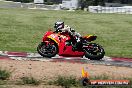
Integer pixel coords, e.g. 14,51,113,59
0,51,132,68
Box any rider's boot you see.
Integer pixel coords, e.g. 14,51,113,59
72,41,81,51
72,37,81,51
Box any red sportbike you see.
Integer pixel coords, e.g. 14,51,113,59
37,30,105,60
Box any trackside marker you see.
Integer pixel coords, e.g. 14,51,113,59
0,56,11,60
112,57,132,62
7,51,28,57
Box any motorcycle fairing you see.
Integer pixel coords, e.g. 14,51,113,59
47,33,69,44
47,33,84,57
42,31,53,42
59,45,84,57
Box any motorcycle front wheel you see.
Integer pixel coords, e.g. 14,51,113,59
37,42,58,58
84,43,105,60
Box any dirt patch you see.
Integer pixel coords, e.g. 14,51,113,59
0,59,132,81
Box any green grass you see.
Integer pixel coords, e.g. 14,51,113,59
51,76,79,88
20,76,40,85
0,68,11,80
0,8,132,58
0,68,12,85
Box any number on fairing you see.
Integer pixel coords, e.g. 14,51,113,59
50,34,57,38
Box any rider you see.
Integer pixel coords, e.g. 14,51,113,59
54,21,81,50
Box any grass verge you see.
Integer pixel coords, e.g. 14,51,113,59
0,68,11,80
0,72,131,88
48,75,79,88
0,68,12,85
19,76,40,85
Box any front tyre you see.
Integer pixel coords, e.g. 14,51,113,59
37,42,58,58
84,43,105,60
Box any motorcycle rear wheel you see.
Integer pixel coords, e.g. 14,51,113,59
37,42,58,58
84,43,105,60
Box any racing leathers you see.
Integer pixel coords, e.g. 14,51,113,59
61,25,81,50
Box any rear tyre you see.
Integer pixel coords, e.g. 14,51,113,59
84,43,105,60
37,42,58,58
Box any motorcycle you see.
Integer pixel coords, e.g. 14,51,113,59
37,29,105,60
